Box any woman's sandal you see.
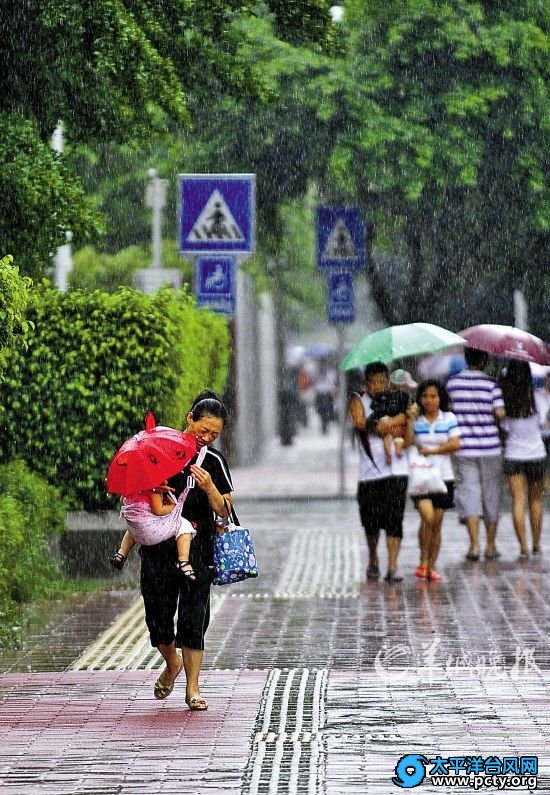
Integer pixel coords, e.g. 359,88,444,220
176,560,196,580
109,551,126,570
186,695,208,711
154,656,183,700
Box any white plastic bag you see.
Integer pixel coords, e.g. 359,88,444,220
407,447,447,496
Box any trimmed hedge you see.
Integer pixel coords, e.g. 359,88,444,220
0,460,67,646
0,283,230,510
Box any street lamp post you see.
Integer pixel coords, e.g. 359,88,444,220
51,121,73,291
145,168,168,269
134,169,181,293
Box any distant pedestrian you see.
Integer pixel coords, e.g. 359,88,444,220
348,362,413,583
314,358,337,434
447,348,505,561
500,361,546,557
411,380,460,582
390,368,418,396
535,373,550,489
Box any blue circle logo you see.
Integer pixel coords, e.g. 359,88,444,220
392,754,428,788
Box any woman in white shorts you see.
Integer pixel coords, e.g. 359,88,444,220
501,361,546,558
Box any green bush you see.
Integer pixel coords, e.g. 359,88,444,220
0,254,33,367
0,283,230,510
0,460,67,646
68,241,194,293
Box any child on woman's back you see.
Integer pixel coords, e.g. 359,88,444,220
110,481,197,579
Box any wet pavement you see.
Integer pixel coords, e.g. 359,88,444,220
0,420,549,793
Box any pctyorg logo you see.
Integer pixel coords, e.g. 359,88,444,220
392,753,538,790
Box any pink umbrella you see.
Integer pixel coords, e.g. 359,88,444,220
459,325,550,365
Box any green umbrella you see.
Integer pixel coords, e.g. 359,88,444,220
340,323,466,371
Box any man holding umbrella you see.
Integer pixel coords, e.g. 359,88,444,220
447,348,506,560
349,362,414,583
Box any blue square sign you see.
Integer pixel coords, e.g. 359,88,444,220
327,271,355,323
317,206,365,270
195,256,236,316
179,174,255,255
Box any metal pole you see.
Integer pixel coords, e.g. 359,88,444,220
336,323,346,497
147,169,163,269
51,121,73,291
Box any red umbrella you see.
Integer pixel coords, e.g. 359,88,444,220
459,325,550,366
106,412,197,496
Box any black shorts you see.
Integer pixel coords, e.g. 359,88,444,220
357,476,408,539
503,459,545,482
140,539,211,651
411,481,455,511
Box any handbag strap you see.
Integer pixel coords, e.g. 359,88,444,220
179,445,208,507
223,496,240,527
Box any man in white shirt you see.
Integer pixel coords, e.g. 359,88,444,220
348,362,413,583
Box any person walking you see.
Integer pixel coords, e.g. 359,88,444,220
314,358,337,434
500,361,546,557
411,380,461,582
447,348,505,561
348,362,413,583
535,372,550,490
139,391,233,711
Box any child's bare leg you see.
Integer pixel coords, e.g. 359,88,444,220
176,532,192,563
110,531,135,570
383,433,392,465
176,530,196,580
118,531,136,558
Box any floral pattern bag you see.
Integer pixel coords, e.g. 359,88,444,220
212,502,259,586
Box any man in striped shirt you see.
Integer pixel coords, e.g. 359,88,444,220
447,348,506,561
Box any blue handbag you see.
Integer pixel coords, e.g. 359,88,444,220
212,504,259,586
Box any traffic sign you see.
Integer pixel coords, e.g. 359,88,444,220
195,256,236,316
316,207,365,270
179,174,255,256
327,271,355,324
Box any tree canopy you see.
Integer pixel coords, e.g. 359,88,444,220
331,0,549,336
0,0,336,276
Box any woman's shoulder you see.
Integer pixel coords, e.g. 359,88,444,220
439,410,458,423
203,446,233,485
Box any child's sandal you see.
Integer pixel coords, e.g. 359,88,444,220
176,560,196,580
109,551,126,570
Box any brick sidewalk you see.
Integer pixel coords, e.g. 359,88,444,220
1,426,549,793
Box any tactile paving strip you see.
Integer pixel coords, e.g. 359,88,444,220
242,668,328,795
273,528,364,598
70,593,227,671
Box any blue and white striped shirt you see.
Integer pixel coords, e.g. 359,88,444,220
447,370,504,457
413,410,460,480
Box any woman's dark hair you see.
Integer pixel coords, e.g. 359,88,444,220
190,390,229,424
416,379,451,413
500,361,535,419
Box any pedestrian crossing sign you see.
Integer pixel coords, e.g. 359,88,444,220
316,207,365,270
179,174,255,256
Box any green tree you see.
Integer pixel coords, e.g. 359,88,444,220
0,0,335,278
332,0,549,336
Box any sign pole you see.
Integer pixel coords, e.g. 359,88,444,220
336,324,346,497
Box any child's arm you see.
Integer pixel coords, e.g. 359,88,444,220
147,488,176,516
